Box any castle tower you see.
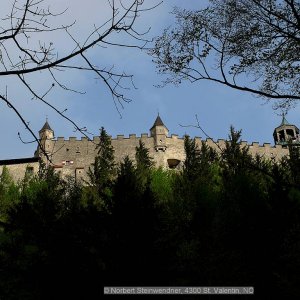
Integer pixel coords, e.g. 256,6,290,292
39,119,54,140
38,119,54,155
150,114,169,152
273,114,300,147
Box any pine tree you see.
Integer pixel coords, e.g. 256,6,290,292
0,166,19,225
135,140,153,192
88,127,115,188
221,126,252,176
0,166,13,194
109,155,158,285
183,135,219,180
183,135,201,180
86,127,116,210
135,140,153,170
287,144,300,186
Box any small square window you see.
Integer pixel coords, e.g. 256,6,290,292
26,166,34,175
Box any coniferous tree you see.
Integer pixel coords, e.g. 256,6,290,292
165,135,220,286
88,127,115,187
183,135,201,180
221,126,252,176
0,164,109,299
87,127,116,210
183,135,218,181
0,166,19,225
135,140,153,192
1,127,300,298
136,140,153,170
287,144,300,186
0,166,13,189
108,155,159,285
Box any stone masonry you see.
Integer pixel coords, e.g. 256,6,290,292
1,114,298,182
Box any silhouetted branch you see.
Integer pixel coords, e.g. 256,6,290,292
0,0,159,161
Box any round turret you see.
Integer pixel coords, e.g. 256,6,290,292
273,115,300,147
37,119,54,157
150,114,169,151
39,119,54,140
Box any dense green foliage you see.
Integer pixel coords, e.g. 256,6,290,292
1,128,300,298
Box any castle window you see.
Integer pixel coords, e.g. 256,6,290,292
62,160,74,166
26,166,34,175
66,148,69,152
156,146,166,152
286,129,295,138
167,159,181,169
76,147,80,154
279,130,285,141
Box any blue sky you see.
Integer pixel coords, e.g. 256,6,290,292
1,0,299,159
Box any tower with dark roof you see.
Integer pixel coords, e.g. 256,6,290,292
39,119,54,140
150,114,169,151
273,114,300,147
38,119,54,155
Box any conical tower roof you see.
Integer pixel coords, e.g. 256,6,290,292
280,114,290,126
150,114,168,130
39,119,53,132
274,113,297,131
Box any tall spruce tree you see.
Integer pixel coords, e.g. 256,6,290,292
135,140,153,170
183,135,201,180
109,155,158,285
221,126,252,176
0,166,19,225
88,127,115,187
287,144,300,186
87,127,116,209
135,140,153,192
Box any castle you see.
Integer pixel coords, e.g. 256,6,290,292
0,114,299,182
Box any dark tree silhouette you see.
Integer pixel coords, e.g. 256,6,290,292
1,127,300,298
87,127,116,210
0,0,159,153
151,0,300,110
135,140,153,192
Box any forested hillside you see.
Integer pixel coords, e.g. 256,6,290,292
1,128,299,299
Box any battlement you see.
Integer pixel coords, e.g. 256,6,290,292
60,136,283,166
35,114,294,171
2,114,294,183
51,134,285,150
45,133,288,168
56,136,90,142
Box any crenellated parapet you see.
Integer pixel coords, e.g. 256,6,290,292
45,132,290,165
1,115,294,183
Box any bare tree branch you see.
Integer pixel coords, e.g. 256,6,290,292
151,0,300,111
0,0,159,163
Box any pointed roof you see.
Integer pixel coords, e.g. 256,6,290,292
39,120,53,132
280,114,290,126
150,114,168,130
274,114,299,133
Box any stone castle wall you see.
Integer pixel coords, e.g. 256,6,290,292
0,116,291,182
39,134,289,182
42,133,186,181
0,161,39,183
